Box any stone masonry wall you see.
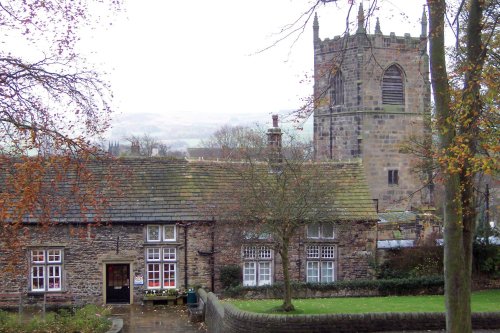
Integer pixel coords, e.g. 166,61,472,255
0,222,216,307
313,24,430,211
0,219,376,307
212,220,377,291
200,290,500,333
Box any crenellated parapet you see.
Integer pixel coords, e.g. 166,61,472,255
313,4,432,212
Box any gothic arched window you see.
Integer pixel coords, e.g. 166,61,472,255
329,72,344,106
382,65,404,105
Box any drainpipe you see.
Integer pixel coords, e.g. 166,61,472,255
211,220,215,291
329,106,333,159
184,224,188,289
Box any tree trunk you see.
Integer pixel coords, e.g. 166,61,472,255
427,0,471,331
280,238,295,312
460,0,486,327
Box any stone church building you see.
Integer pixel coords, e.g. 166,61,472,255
313,4,431,212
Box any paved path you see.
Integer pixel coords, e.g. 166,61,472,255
110,304,206,333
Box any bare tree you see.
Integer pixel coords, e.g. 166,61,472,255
200,125,267,160
0,1,122,258
124,134,163,157
206,125,341,312
262,1,498,329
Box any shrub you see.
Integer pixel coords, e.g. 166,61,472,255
377,246,443,279
473,242,500,277
220,265,242,289
0,305,111,333
223,276,444,298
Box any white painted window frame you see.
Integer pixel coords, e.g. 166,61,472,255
163,225,176,242
163,262,177,289
242,245,273,286
146,247,177,290
147,263,161,289
147,225,161,242
30,249,63,292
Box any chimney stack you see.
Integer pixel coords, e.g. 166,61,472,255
267,114,283,166
131,140,140,156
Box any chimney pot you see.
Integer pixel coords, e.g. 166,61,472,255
272,115,278,128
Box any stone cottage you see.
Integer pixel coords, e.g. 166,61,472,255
0,156,377,307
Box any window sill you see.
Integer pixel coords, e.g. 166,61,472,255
144,242,181,246
305,239,338,243
27,291,65,296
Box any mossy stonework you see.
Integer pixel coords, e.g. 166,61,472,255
0,159,377,308
313,5,432,211
199,289,500,333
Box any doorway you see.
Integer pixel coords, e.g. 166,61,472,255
106,264,130,304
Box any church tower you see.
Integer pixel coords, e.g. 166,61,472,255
313,5,431,211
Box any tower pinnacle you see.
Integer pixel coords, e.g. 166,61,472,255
357,3,366,34
421,5,428,38
375,17,382,34
313,12,319,43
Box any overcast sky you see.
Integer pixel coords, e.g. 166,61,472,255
79,0,426,147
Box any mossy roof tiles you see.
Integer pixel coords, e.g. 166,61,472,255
27,158,378,223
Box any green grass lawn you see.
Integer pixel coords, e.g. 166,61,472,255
226,289,500,315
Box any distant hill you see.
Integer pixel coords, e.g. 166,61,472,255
106,111,313,151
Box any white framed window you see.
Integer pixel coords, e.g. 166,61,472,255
163,225,176,241
322,224,335,239
163,248,176,261
47,249,62,263
32,266,45,291
163,263,176,288
242,245,273,286
147,225,161,242
147,248,161,261
243,262,256,286
146,247,177,289
31,250,45,264
259,246,272,259
306,224,335,239
306,245,336,283
307,224,320,238
47,265,62,290
321,262,334,283
258,262,271,286
30,249,63,292
243,231,271,240
321,246,335,259
242,246,256,259
307,261,319,283
306,245,320,258
147,263,161,289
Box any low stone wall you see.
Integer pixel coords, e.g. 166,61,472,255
199,289,225,333
233,287,425,299
199,289,500,333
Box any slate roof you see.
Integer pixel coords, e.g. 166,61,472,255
377,239,415,249
23,158,378,223
378,211,417,223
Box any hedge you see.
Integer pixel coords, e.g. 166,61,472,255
223,276,444,298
